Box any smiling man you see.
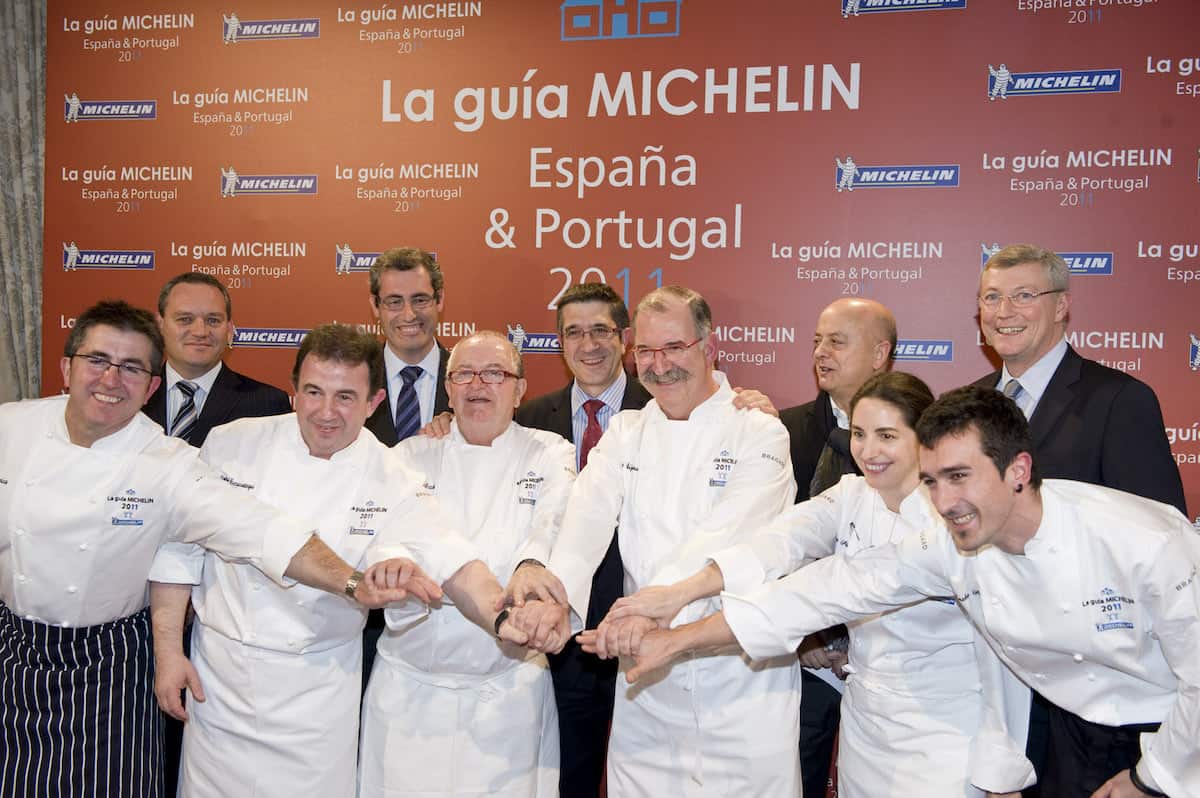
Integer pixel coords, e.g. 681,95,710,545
972,245,1184,514
0,304,426,798
359,331,576,797
512,286,801,796
620,386,1200,798
363,247,451,446
144,273,291,446
149,324,522,798
513,283,651,795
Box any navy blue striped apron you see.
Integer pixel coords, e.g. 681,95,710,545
0,601,162,797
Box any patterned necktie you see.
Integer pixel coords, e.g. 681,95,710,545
579,399,605,469
1002,379,1028,418
171,381,199,441
393,366,423,441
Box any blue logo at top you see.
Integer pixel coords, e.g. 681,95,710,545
561,0,680,41
842,0,966,16
222,14,319,44
893,339,953,362
979,245,1112,276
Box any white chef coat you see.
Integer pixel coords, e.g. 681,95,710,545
149,414,480,798
723,479,1200,796
359,421,576,798
0,396,311,628
713,475,985,798
549,372,802,796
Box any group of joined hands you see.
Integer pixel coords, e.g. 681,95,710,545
363,557,698,680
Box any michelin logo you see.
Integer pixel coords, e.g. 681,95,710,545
507,324,562,355
64,93,156,122
561,0,681,41
222,13,319,44
1188,333,1199,372
1059,252,1113,276
893,339,953,362
843,0,966,17
232,328,309,348
836,157,959,190
335,245,382,275
220,167,317,197
62,242,154,271
978,244,1112,275
988,64,1121,100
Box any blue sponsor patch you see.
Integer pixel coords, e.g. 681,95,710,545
837,163,960,190
225,17,320,42
64,248,155,271
1059,252,1113,276
65,100,157,121
232,328,309,348
561,0,681,41
893,339,953,362
843,0,966,15
997,68,1121,98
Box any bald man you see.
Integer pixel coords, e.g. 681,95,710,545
778,297,896,798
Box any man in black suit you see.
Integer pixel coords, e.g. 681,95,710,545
360,247,453,689
144,272,291,794
972,243,1186,797
363,247,451,447
514,282,649,797
973,244,1185,514
144,273,291,446
777,296,896,798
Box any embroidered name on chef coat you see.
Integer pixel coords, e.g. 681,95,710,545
1082,586,1136,632
708,450,736,487
516,472,544,506
107,487,155,526
349,500,387,536
219,472,256,490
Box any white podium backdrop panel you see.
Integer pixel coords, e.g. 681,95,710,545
43,1,1200,518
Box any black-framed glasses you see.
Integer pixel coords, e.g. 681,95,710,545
561,325,620,343
447,368,520,385
978,289,1064,309
377,293,438,312
71,353,154,381
633,339,701,361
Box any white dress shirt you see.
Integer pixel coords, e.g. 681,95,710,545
384,343,441,426
998,336,1068,418
164,361,222,432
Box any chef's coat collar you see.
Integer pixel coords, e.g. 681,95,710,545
447,417,516,450
51,394,160,453
644,370,732,423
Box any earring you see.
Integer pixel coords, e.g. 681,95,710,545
1014,483,1023,494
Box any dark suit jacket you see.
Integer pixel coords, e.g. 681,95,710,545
974,345,1186,515
364,343,450,447
515,375,652,686
779,390,861,503
143,363,292,447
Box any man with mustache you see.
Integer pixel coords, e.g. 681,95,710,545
507,286,802,796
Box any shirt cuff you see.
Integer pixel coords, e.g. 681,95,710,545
721,590,794,661
148,543,205,585
257,520,316,587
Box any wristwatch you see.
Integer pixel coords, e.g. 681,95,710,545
344,569,365,598
494,608,511,638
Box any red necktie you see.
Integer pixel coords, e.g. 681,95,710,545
580,399,605,469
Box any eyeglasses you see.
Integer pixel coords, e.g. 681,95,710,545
71,353,154,381
447,368,520,385
377,293,438,312
633,339,701,362
561,325,619,343
978,289,1064,309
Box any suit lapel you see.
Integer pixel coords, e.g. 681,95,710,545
195,364,241,436
433,342,450,415
1028,347,1082,447
143,381,168,431
547,384,574,442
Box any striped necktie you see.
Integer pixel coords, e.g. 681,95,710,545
171,380,199,441
393,366,423,441
1002,379,1029,418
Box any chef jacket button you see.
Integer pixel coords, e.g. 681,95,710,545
66,586,78,594
14,529,24,536
79,543,89,551
1035,673,1046,680
25,480,34,487
251,584,261,591
61,620,71,627
990,597,1000,606
24,615,34,621
287,640,296,648
295,600,304,607
1060,604,1070,613
16,574,26,582
1073,653,1084,663
1087,673,1096,681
